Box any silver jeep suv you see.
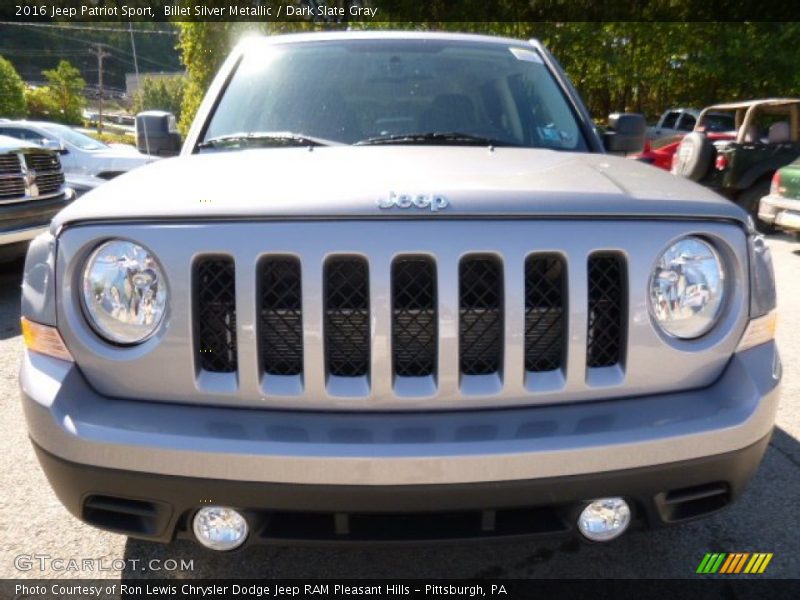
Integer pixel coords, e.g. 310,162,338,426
20,32,780,550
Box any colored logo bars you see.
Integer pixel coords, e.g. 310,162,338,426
696,553,773,574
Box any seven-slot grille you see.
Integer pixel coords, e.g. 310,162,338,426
193,253,627,388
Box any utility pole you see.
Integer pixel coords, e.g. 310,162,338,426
89,43,110,133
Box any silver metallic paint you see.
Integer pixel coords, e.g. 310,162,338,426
55,220,748,411
20,342,780,485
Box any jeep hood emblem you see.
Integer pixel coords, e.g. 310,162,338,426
378,192,449,212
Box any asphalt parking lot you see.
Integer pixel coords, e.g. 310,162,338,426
1,236,798,581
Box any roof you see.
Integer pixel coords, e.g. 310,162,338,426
703,98,800,111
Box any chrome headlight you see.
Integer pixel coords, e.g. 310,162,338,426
649,237,725,339
81,240,168,344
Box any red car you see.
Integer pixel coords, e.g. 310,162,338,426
634,132,735,171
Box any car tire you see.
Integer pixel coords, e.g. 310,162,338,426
739,180,774,234
672,132,713,181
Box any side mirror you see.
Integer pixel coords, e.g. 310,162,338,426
41,138,68,155
603,113,646,154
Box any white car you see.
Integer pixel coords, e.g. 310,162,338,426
0,121,157,179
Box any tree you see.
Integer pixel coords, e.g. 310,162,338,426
24,86,59,120
132,75,186,121
41,60,86,125
0,56,27,118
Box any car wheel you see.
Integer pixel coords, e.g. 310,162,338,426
672,132,713,181
739,180,774,234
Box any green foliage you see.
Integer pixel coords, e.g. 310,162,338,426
40,60,86,125
132,75,186,120
175,21,800,132
0,56,27,118
24,86,58,120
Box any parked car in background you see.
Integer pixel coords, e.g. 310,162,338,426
634,131,736,171
0,121,157,180
759,158,800,236
0,134,74,261
647,108,735,142
64,173,106,199
672,98,800,224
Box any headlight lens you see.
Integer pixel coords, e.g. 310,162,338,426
81,240,168,344
649,237,724,339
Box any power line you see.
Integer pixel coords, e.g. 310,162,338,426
0,21,177,35
0,21,179,71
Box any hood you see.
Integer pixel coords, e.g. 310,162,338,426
0,134,41,152
72,145,157,177
52,146,748,230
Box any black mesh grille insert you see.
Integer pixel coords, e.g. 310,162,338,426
459,256,503,375
325,257,369,377
392,257,437,377
260,258,303,376
587,254,625,368
525,255,565,372
195,257,237,373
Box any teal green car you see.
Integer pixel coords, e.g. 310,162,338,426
759,157,800,236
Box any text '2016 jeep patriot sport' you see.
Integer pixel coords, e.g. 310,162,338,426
20,32,780,550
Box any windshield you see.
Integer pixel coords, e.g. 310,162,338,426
40,123,107,151
202,39,587,151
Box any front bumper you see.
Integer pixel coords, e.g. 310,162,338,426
759,194,800,230
0,190,74,256
21,342,780,543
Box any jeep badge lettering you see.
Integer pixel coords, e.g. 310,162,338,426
378,192,449,211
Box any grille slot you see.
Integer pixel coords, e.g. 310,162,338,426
260,258,303,376
325,257,370,377
25,151,61,172
195,257,238,373
525,255,566,372
459,256,503,376
587,253,625,368
33,171,65,195
0,177,25,199
0,153,22,175
392,257,437,377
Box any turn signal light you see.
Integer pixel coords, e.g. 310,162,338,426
736,311,777,352
21,317,73,362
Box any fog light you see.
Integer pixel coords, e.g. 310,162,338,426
192,506,248,551
577,498,631,542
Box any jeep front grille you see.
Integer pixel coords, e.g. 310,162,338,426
194,257,238,373
193,251,626,383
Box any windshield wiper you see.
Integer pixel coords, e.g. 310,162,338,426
355,131,520,147
197,131,337,150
